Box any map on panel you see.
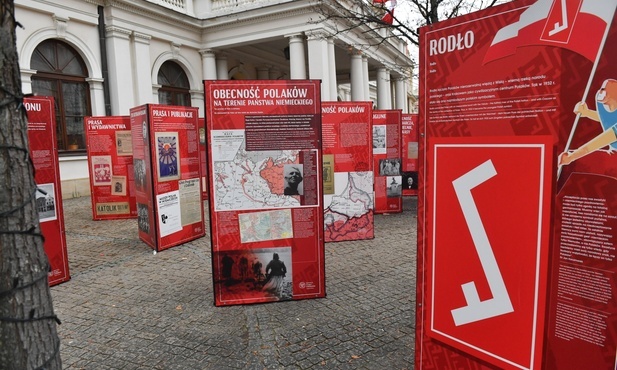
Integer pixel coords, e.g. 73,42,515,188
238,209,294,243
211,130,302,211
324,172,374,241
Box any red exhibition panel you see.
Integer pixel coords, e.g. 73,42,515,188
198,117,208,201
85,116,137,220
25,96,70,286
205,80,325,306
417,0,617,369
372,109,402,214
321,101,374,242
130,104,205,251
401,114,418,196
426,137,553,370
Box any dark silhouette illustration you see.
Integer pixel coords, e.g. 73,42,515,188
221,254,234,283
262,253,287,296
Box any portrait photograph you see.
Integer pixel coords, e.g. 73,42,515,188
283,163,303,196
402,171,418,190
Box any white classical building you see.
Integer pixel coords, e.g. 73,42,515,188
15,0,414,198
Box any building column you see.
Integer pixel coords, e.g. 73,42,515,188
256,65,270,80
86,78,106,116
286,33,306,79
20,69,36,95
216,53,228,80
394,77,407,113
376,67,391,109
307,31,331,100
350,51,364,101
328,38,338,100
200,49,218,80
132,32,153,105
152,84,161,103
190,89,204,115
270,66,282,79
106,26,134,115
362,56,370,101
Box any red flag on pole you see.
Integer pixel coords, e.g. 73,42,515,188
376,0,397,25
483,0,617,64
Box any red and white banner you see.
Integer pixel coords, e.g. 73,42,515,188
25,96,70,286
484,0,617,64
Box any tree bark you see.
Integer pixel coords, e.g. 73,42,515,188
0,1,62,369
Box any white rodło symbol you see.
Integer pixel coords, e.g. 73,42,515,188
450,160,513,326
548,0,569,36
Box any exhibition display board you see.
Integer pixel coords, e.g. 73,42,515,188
322,101,374,242
416,1,617,369
129,104,205,252
401,114,419,196
372,109,402,214
85,116,137,220
198,118,208,201
25,96,70,286
204,80,325,306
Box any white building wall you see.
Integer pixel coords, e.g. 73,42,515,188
15,0,414,199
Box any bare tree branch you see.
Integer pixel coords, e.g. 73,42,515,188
313,0,507,48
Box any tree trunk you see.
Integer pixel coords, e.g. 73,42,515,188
0,1,62,369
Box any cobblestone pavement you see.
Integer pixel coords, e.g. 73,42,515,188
52,196,418,369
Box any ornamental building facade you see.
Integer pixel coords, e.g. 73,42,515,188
15,0,414,197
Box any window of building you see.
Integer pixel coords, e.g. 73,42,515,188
31,39,91,153
157,61,191,106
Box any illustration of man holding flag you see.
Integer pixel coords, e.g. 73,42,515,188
481,0,617,175
559,79,617,166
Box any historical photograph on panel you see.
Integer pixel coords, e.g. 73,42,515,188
91,155,112,186
137,203,150,234
379,158,401,176
115,130,133,156
386,176,402,197
111,175,127,196
283,163,304,196
407,141,419,159
402,171,418,190
372,125,386,155
214,247,293,303
155,132,181,182
133,158,147,192
36,183,57,222
322,154,334,195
